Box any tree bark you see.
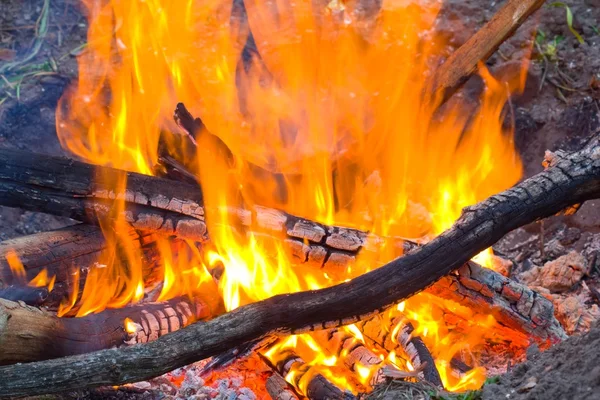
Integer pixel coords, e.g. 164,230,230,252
0,296,209,365
0,136,597,397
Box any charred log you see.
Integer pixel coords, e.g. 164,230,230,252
356,315,443,387
0,285,48,306
0,296,209,365
269,351,357,400
0,136,597,397
266,373,300,400
0,150,208,242
0,225,163,310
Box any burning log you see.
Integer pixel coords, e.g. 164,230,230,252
0,150,208,242
266,350,357,400
0,149,566,341
266,373,300,400
356,315,443,387
0,225,163,309
0,135,597,397
0,295,209,365
430,0,546,103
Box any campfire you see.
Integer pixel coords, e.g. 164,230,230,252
0,0,599,398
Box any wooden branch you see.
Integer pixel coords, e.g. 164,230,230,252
0,225,163,309
0,296,209,365
430,0,546,103
0,150,208,242
0,136,597,397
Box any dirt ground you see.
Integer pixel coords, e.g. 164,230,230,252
1,0,600,399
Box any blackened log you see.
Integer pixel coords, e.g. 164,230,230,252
0,149,208,242
356,316,443,387
0,225,163,310
0,136,597,397
0,296,209,365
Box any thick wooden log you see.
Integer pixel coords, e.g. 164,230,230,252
0,150,208,242
0,296,209,365
430,0,546,103
0,225,163,309
0,135,597,397
266,373,300,400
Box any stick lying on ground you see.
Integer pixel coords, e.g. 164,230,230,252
0,136,597,397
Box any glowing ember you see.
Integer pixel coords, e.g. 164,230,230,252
47,0,528,394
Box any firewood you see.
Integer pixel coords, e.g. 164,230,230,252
0,150,208,242
311,326,438,388
0,150,565,340
0,285,48,306
0,296,209,365
0,135,597,397
356,315,443,387
430,0,546,103
0,225,163,310
268,351,357,400
266,373,300,400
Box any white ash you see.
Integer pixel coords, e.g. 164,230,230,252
128,362,259,400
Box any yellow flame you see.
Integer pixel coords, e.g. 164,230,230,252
53,0,529,394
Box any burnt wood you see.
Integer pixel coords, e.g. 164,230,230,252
0,225,162,310
0,150,208,242
0,136,597,397
0,296,209,365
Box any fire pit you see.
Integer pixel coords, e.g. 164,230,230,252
0,0,599,399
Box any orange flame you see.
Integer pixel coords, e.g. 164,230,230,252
54,0,527,394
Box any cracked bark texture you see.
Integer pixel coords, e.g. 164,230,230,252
0,296,209,365
0,136,597,397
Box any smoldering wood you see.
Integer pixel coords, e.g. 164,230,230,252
270,351,357,400
0,296,209,365
0,225,163,310
430,0,547,104
426,261,565,340
0,136,598,397
266,373,300,400
356,315,443,387
0,149,208,242
0,152,565,339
